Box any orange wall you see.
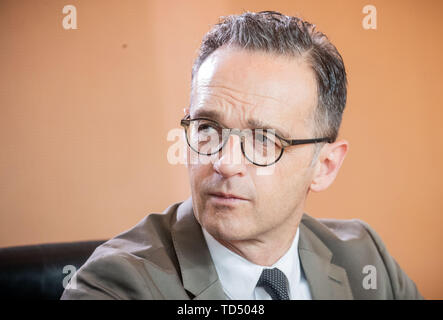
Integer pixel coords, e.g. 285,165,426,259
1,0,442,299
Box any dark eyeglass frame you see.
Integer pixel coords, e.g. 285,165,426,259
180,114,333,167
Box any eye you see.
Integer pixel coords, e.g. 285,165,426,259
198,123,218,132
254,130,275,143
253,130,282,149
255,132,268,142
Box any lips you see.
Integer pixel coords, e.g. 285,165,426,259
208,192,248,201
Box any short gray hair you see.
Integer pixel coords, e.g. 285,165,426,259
191,11,347,142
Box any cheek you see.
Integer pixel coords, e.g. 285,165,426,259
254,158,310,204
187,149,204,177
187,162,213,200
253,169,288,206
188,164,204,189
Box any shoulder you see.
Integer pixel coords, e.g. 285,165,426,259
300,214,382,270
61,200,184,300
302,214,371,242
87,200,182,268
93,203,179,260
300,213,423,299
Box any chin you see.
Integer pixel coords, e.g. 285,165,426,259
199,210,254,241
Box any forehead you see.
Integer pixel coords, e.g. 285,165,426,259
191,46,318,136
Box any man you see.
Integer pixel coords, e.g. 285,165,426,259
61,11,422,300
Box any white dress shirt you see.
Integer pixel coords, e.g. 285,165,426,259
202,226,312,300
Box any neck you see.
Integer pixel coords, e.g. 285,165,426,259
216,217,301,266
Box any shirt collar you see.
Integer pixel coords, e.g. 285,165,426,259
202,227,301,300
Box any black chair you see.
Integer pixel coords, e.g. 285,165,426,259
0,240,106,299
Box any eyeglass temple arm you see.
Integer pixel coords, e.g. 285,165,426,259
285,137,333,146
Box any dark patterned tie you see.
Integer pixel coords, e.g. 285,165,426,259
257,268,290,300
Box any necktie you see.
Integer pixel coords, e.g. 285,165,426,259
257,268,290,300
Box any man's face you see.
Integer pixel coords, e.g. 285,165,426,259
187,46,319,242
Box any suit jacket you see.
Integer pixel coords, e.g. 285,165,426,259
61,197,423,300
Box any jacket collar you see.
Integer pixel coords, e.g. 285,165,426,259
298,214,354,299
171,197,226,299
171,197,353,300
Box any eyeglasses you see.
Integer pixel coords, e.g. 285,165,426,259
180,115,333,167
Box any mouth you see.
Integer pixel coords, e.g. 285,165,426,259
209,192,248,200
207,192,249,205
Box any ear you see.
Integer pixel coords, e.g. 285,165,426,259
309,140,349,192
184,107,190,116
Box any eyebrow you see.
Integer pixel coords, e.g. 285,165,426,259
192,109,292,139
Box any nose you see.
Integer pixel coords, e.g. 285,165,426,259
213,132,247,178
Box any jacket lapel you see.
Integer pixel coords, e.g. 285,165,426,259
171,197,227,300
299,216,354,299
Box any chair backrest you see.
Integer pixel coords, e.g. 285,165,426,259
0,240,106,299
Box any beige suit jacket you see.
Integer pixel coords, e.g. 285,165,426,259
61,197,423,300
